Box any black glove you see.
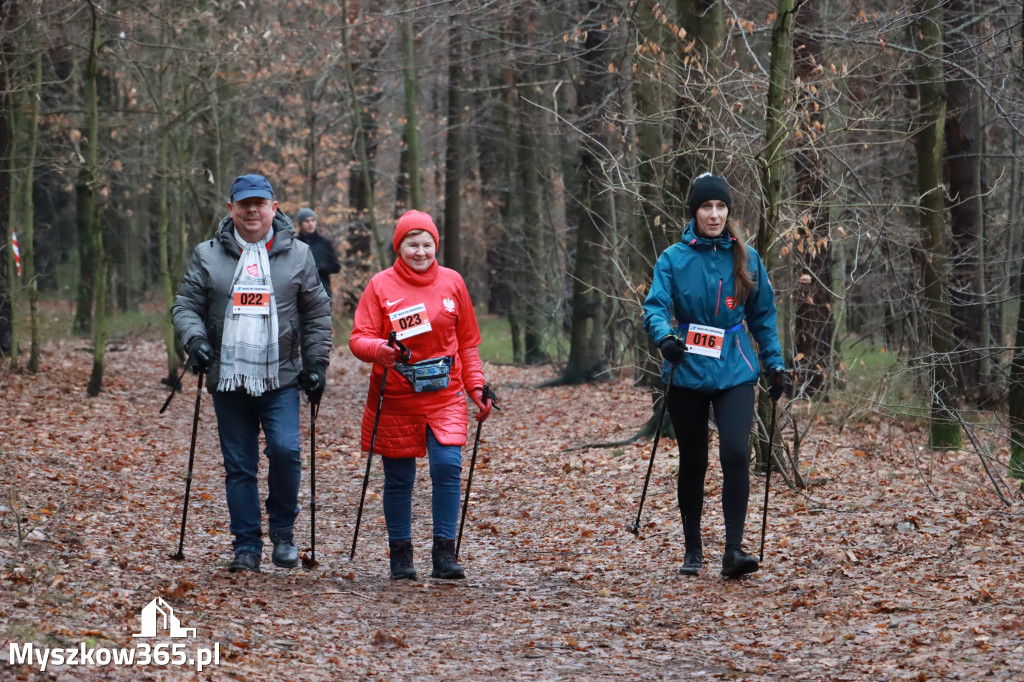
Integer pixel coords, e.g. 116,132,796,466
297,364,327,403
658,336,687,365
766,367,789,401
186,338,214,374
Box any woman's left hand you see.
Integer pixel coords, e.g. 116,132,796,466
470,387,494,422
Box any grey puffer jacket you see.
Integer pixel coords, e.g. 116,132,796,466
172,211,332,391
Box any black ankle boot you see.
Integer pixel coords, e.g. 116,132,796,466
430,537,465,579
679,549,703,576
269,530,298,568
389,540,417,580
721,546,759,578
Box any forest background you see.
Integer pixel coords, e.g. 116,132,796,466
4,0,1024,467
2,0,1024,678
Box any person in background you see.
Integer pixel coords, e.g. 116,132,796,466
295,207,342,302
172,174,331,573
349,209,495,581
643,172,788,579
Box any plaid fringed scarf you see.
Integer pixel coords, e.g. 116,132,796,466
217,228,280,396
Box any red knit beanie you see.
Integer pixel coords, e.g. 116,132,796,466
393,210,440,253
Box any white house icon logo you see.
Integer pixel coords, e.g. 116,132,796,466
132,597,196,639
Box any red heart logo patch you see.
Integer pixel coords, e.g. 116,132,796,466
725,296,737,309
246,264,259,277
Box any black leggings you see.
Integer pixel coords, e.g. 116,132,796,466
667,383,755,551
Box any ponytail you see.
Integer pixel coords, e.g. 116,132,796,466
729,222,755,303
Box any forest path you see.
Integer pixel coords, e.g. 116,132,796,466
1,340,1022,679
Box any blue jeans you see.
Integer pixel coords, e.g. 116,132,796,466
212,385,301,553
381,427,462,542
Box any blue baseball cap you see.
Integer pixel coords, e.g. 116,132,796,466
230,174,274,201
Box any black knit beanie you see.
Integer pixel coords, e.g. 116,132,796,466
687,173,732,217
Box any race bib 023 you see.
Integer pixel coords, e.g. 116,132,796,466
390,302,433,340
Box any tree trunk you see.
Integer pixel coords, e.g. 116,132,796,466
400,2,422,211
557,0,615,384
442,21,465,272
21,37,41,372
673,0,725,212
1009,254,1024,478
944,0,986,406
157,60,178,385
791,0,835,397
755,0,796,467
914,0,961,448
0,0,12,358
341,0,385,270
4,22,22,368
84,1,107,397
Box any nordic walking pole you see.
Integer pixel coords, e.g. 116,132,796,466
309,398,319,564
159,355,193,414
456,386,498,561
350,332,408,560
456,420,483,561
758,397,779,563
629,366,674,535
172,371,204,560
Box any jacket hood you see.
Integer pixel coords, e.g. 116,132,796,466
681,219,736,250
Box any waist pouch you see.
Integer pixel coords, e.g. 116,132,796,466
394,356,453,393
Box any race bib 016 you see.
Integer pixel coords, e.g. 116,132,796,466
390,302,433,340
685,324,725,358
232,284,272,315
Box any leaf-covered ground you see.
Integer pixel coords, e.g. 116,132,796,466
2,340,1023,680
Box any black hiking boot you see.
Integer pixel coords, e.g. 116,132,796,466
679,549,703,576
228,550,261,573
270,530,299,568
430,537,465,580
721,547,759,578
389,540,417,580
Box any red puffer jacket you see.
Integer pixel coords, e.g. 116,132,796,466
350,257,484,457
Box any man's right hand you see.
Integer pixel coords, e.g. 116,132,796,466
186,338,214,374
658,336,687,365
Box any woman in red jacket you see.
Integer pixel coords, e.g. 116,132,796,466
350,210,494,580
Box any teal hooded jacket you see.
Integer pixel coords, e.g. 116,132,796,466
643,221,784,392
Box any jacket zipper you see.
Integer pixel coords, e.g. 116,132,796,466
715,278,722,317
736,338,754,372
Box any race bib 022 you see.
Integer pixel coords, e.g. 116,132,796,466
232,284,272,315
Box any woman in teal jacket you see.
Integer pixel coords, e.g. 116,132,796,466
643,172,787,578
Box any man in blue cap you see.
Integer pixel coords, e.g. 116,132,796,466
172,174,332,573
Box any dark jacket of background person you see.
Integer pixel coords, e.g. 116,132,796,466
297,230,342,299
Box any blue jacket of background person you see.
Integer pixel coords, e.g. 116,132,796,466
643,220,785,392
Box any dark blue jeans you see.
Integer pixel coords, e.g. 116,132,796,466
212,385,301,553
381,427,462,542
